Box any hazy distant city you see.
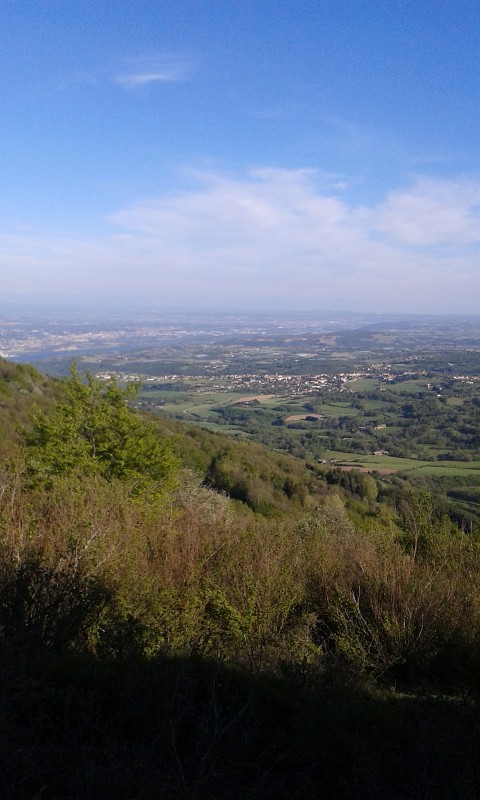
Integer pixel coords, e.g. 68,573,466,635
1,309,478,369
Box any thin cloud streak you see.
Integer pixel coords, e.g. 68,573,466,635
114,54,192,89
115,70,185,88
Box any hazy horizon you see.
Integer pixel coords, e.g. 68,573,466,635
0,301,479,325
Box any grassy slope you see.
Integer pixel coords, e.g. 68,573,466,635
0,359,59,457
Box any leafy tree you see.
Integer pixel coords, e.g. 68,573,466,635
25,366,178,492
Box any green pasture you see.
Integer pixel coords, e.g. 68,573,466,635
152,389,293,425
201,391,249,405
406,462,480,477
344,378,380,391
276,397,310,409
361,399,388,411
254,395,286,408
139,389,191,400
323,450,480,477
158,402,215,418
324,451,428,470
387,380,428,394
445,396,465,407
153,392,251,416
187,421,252,437
316,403,359,418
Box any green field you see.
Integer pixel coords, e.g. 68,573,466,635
344,378,380,391
386,380,429,394
315,402,359,417
323,450,480,477
135,363,479,500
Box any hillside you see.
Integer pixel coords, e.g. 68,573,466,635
0,359,479,798
0,359,393,519
0,359,58,457
0,359,449,526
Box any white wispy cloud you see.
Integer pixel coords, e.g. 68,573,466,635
115,69,183,88
1,169,478,312
366,177,480,245
114,54,191,89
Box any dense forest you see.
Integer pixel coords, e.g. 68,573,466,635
0,359,478,799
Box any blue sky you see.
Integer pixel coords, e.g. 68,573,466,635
1,0,479,313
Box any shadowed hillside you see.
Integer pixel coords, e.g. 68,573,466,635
0,360,478,798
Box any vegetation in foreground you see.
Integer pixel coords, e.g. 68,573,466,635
0,360,479,798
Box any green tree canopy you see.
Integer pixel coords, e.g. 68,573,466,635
25,366,178,492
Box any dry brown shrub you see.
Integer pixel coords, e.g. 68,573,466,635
302,506,480,680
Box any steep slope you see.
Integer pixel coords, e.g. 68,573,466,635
0,360,478,798
0,358,59,457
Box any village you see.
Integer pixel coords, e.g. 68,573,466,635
96,367,424,398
